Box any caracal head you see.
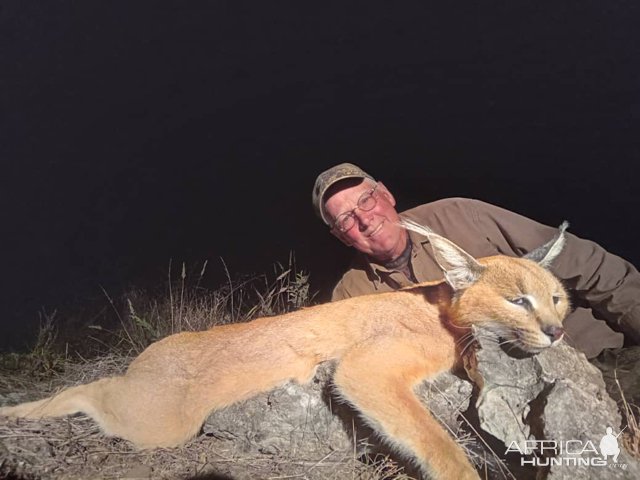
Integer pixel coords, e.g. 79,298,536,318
401,219,571,353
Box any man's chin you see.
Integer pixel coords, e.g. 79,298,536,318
358,228,405,261
368,243,400,262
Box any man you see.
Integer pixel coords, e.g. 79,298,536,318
312,163,640,358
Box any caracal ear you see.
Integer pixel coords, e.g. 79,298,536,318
400,219,485,290
523,221,569,268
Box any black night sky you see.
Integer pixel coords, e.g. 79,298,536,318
2,1,639,350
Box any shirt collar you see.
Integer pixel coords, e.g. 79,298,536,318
362,222,430,282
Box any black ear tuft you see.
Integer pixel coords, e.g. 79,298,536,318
523,221,569,268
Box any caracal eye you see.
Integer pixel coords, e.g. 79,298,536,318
509,297,531,309
552,295,561,305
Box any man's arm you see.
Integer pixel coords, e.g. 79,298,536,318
331,281,352,301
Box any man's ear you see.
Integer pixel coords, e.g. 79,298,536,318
330,228,353,247
376,182,396,207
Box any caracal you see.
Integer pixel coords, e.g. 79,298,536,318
0,220,571,480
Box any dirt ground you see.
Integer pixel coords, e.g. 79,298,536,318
0,415,402,480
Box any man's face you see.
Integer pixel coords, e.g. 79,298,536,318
324,180,407,262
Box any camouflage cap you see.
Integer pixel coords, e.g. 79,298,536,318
312,163,375,225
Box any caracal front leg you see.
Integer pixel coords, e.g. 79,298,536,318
333,337,479,480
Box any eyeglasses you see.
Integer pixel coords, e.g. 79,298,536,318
332,184,379,233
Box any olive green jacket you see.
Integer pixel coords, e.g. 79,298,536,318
332,198,640,358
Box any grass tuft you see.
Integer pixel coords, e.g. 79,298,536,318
614,368,640,459
74,254,315,357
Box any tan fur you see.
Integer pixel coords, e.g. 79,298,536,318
0,228,570,480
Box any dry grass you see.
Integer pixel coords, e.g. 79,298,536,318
614,368,640,459
0,412,410,480
83,254,313,356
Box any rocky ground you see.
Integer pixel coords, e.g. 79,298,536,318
1,342,639,480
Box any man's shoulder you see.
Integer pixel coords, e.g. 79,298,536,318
399,197,513,256
400,197,488,222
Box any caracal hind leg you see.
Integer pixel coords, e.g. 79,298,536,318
333,338,479,480
0,378,120,420
0,377,148,443
0,376,199,449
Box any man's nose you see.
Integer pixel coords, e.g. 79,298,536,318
354,208,373,230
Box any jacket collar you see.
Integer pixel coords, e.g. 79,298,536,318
362,226,430,284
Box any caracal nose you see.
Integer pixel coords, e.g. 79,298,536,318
543,325,565,343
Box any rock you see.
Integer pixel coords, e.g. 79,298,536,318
203,363,472,464
472,342,544,444
203,363,352,457
470,327,640,479
417,371,473,432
